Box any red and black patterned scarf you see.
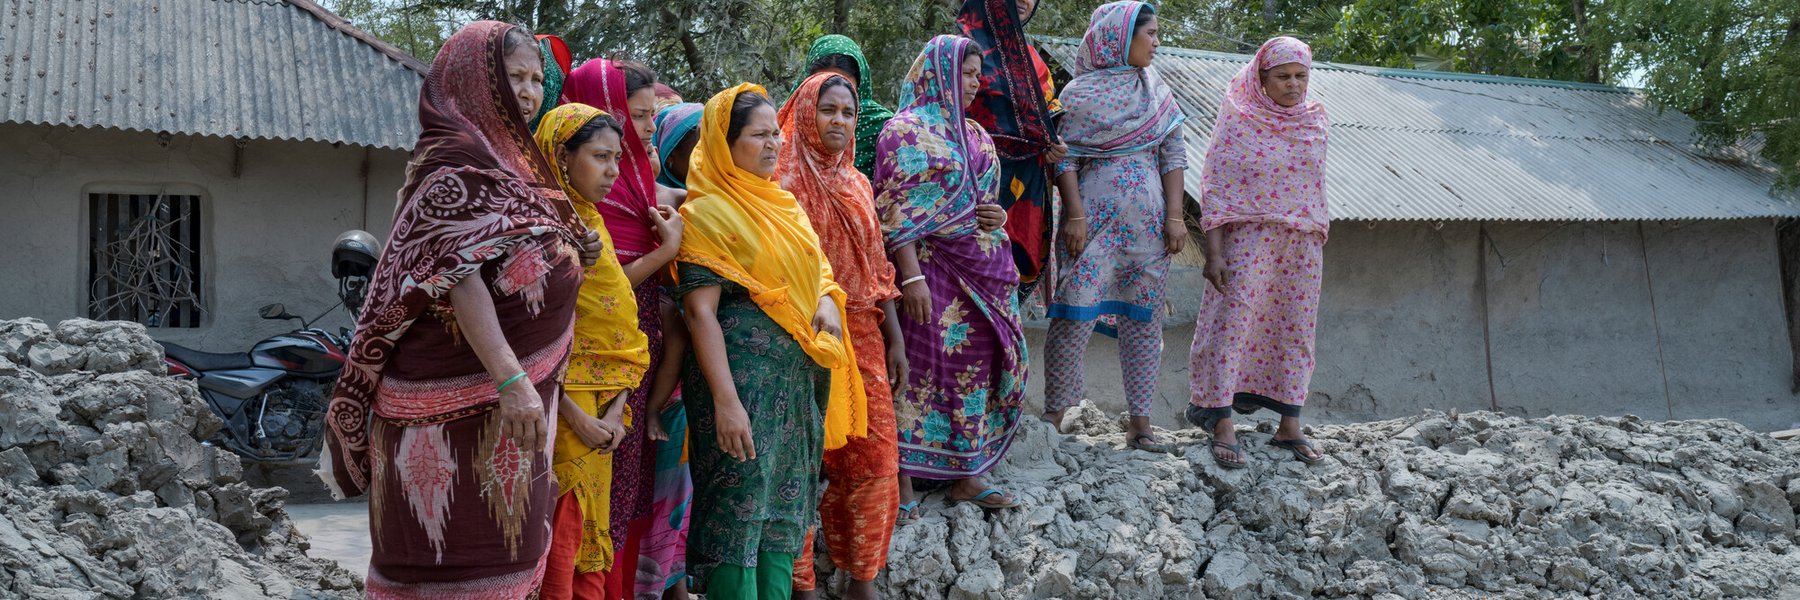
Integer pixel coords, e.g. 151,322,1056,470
959,0,1058,161
318,21,583,499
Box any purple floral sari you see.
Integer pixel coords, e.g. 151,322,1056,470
875,34,1028,480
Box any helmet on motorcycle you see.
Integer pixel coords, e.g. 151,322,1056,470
331,230,380,279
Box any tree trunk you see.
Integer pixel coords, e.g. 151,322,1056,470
832,0,849,33
1572,0,1600,83
657,4,709,88
1263,0,1279,26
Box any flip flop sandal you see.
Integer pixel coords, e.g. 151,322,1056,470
1271,438,1323,464
1210,441,1248,469
896,500,922,524
1127,432,1171,454
952,488,1019,510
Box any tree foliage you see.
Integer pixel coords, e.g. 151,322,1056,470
326,0,1800,186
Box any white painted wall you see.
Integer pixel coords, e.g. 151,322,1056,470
1023,220,1800,431
0,123,409,350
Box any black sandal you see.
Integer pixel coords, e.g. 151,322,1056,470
1127,432,1170,454
1210,441,1247,469
1271,438,1323,464
1186,406,1247,468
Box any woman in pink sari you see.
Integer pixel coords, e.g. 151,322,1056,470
1186,36,1329,468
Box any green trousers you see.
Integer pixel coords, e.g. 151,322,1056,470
702,552,797,599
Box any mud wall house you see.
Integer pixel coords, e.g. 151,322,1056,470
0,0,422,350
1036,37,1800,431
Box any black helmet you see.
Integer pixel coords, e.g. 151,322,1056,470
332,230,381,279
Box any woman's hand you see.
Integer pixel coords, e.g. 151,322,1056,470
596,394,629,453
901,278,932,324
564,410,616,450
714,398,756,462
650,205,684,249
1043,137,1069,164
497,378,548,451
813,296,843,338
578,229,603,267
1060,217,1089,257
975,205,1006,232
886,336,909,394
1164,217,1187,255
1203,255,1229,294
647,408,670,442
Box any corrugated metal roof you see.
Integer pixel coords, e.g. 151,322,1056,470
1,0,424,150
1037,36,1800,221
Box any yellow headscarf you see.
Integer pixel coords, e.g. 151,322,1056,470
677,83,866,450
536,103,652,391
533,103,650,573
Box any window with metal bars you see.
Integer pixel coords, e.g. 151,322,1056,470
86,193,207,328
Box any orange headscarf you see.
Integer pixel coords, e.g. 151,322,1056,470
676,83,866,450
776,72,898,314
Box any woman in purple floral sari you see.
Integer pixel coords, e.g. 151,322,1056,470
875,34,1028,516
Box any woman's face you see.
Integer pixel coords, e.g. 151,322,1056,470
668,131,698,186
503,42,545,121
560,127,623,202
1128,15,1159,68
626,87,659,149
1018,0,1037,21
960,52,983,108
1260,61,1310,107
729,103,782,179
815,84,858,156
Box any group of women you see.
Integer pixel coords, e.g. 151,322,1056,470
316,0,1332,598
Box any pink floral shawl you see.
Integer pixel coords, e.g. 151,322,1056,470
1197,36,1329,234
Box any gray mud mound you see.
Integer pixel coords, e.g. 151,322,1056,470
862,401,1800,599
0,318,360,599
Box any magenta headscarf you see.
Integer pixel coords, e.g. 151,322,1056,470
1058,1,1185,158
1197,36,1329,234
562,59,660,259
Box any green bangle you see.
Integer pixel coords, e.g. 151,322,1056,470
497,372,528,393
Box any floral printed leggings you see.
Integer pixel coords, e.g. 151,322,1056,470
1044,316,1163,417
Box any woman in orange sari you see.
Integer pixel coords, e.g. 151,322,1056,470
779,72,905,600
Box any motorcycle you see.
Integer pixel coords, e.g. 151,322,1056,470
158,230,379,463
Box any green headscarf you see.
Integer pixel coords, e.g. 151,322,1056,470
528,37,570,131
802,35,894,179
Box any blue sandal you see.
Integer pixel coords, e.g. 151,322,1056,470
897,500,921,524
951,488,1019,510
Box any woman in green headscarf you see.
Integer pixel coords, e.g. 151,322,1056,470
800,35,894,179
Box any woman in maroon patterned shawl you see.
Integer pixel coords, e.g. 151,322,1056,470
959,0,1069,298
316,21,590,598
561,57,686,598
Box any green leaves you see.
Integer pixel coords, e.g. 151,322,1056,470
326,0,1799,187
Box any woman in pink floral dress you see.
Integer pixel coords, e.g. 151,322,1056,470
1186,36,1329,468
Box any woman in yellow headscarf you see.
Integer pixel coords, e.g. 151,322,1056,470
532,103,652,600
675,83,864,599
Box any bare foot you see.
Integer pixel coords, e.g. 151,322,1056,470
1041,409,1065,429
845,579,879,600
793,590,819,600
